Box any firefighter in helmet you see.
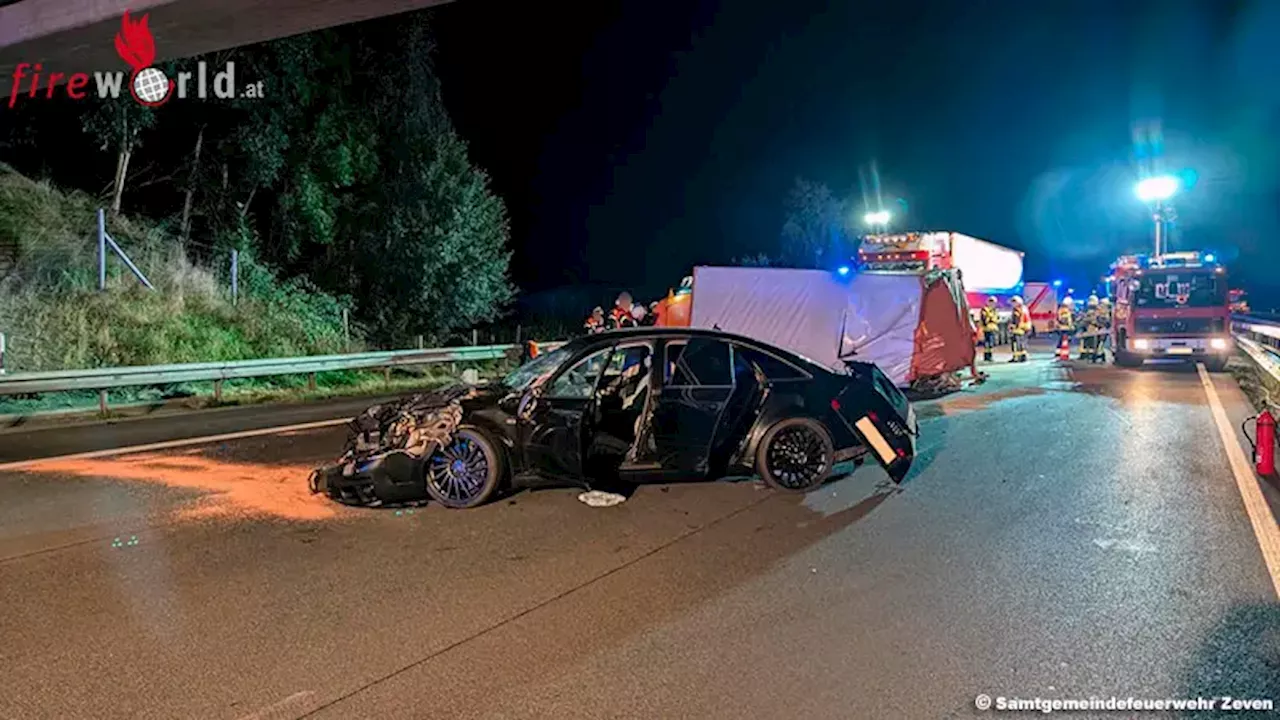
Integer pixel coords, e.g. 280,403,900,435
1009,295,1031,362
1056,297,1075,351
1079,295,1101,360
1095,297,1113,362
979,296,1000,362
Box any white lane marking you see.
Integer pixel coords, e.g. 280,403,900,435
0,418,351,472
1197,362,1280,599
235,691,315,720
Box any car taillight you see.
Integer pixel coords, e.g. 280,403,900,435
868,410,878,422
831,399,841,411
896,448,906,458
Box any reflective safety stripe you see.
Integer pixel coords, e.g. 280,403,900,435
855,416,896,465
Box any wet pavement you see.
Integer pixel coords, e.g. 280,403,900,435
1,350,1277,719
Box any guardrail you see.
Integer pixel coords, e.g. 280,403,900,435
1232,314,1280,408
0,341,566,411
1233,314,1280,354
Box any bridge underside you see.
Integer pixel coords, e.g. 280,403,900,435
0,0,450,94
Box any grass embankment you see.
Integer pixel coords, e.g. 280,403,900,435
0,165,486,416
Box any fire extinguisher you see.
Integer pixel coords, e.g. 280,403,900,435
1242,409,1276,476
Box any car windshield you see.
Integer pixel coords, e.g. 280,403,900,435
1135,272,1226,308
501,346,573,391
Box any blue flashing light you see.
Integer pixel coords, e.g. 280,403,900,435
837,266,850,276
1203,253,1215,263
1052,280,1062,288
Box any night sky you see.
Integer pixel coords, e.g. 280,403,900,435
433,0,1280,308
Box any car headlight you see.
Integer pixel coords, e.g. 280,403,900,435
1210,337,1228,350
1133,338,1150,350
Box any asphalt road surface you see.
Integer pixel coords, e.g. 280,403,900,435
1,351,1278,719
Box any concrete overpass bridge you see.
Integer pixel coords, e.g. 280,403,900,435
0,0,450,94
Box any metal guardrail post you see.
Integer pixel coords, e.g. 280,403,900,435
98,389,108,415
0,331,6,376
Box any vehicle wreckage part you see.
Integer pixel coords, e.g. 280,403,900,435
425,427,504,509
309,386,478,507
756,417,834,493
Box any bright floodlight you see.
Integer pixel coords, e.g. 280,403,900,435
864,210,891,226
1136,175,1179,202
837,266,851,276
1052,280,1062,288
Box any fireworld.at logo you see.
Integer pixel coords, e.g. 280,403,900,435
7,10,264,108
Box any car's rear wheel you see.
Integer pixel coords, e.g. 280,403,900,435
425,427,504,509
756,417,835,493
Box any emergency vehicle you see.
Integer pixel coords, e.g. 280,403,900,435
1229,288,1250,314
856,231,1054,330
1108,251,1231,371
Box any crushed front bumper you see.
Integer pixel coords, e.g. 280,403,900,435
309,451,427,506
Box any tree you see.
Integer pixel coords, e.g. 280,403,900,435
82,98,155,215
732,253,776,267
350,18,513,343
59,12,514,346
780,177,854,269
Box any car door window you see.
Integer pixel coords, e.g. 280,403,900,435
547,347,612,398
665,339,732,387
733,345,808,381
600,344,652,387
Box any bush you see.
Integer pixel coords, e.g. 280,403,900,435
0,165,354,371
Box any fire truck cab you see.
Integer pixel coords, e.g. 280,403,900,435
1109,251,1231,371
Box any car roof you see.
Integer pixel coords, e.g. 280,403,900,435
559,327,834,375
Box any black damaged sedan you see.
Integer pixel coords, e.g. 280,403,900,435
309,328,918,508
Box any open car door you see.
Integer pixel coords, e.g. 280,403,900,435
520,345,614,480
635,337,737,477
834,361,918,483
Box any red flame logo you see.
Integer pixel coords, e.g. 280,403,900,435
114,10,156,70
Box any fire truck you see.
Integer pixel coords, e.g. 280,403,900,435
856,231,1055,331
1108,251,1231,371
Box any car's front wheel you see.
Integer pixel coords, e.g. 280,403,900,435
425,427,504,509
756,417,835,493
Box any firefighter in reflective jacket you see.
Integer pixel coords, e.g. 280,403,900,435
1094,298,1113,361
1009,295,1031,363
583,306,605,334
608,292,638,330
1056,297,1075,350
1079,295,1101,360
979,297,1000,362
